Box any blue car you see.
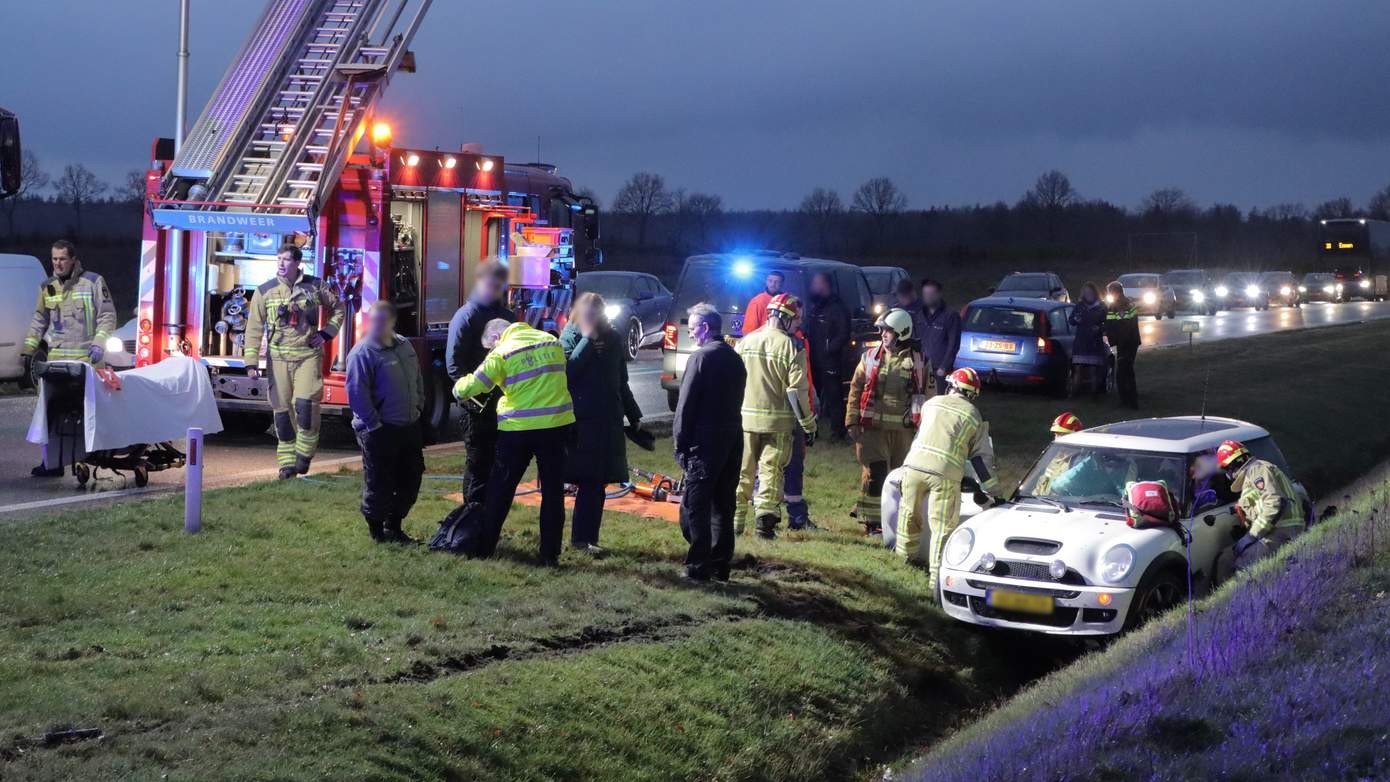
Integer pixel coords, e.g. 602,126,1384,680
955,296,1077,393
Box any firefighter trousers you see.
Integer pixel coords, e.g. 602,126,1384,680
267,353,325,469
854,427,914,527
896,468,960,585
736,430,793,527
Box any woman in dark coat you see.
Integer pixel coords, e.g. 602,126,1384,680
1068,282,1108,398
560,292,643,555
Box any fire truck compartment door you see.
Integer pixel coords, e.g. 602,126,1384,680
424,192,462,329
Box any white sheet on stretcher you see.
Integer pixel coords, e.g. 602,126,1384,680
26,356,224,451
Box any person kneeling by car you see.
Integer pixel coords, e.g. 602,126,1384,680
346,301,425,544
1215,439,1304,579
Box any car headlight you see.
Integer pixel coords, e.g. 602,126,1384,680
1104,294,1114,304
1141,291,1156,305
1190,290,1205,303
1049,559,1068,580
603,304,622,321
1244,285,1260,298
1280,286,1292,296
1336,283,1344,292
104,336,125,353
1099,544,1136,584
1324,284,1335,294
1361,279,1371,289
943,528,975,567
1215,286,1229,297
1297,285,1307,293
873,302,885,314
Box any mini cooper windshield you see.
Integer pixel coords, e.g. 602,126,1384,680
1016,444,1188,509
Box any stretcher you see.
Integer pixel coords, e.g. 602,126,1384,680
26,356,224,487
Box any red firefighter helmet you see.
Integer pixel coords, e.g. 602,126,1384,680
1051,412,1083,436
948,367,982,398
766,293,801,320
1216,439,1250,470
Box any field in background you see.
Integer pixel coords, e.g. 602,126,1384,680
2,320,1389,779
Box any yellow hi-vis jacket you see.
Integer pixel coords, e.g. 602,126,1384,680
452,322,576,431
905,394,998,492
1233,459,1304,539
23,261,117,363
241,271,345,364
736,325,816,434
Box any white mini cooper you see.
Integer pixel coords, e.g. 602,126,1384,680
938,416,1309,636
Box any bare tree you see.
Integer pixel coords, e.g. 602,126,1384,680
1,150,49,236
1141,187,1197,220
612,171,674,247
577,186,602,210
1313,197,1357,220
1366,186,1390,221
55,163,108,234
1260,202,1308,222
851,177,907,246
799,186,843,252
670,191,722,251
1021,169,1078,241
119,169,149,204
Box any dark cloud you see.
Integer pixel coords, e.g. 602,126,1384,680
8,0,1389,211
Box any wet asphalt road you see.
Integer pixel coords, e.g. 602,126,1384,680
1,300,1387,516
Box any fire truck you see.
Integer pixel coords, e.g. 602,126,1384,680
135,0,599,441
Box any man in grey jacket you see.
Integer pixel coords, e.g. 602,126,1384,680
346,301,425,543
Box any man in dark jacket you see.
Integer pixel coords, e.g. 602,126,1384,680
674,303,747,582
805,271,850,439
919,279,962,395
445,262,513,501
346,301,425,544
1104,281,1142,409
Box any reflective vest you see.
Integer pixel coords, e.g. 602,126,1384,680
24,262,117,363
1234,459,1303,538
452,322,575,431
242,271,345,363
736,325,815,434
905,394,996,491
847,343,919,429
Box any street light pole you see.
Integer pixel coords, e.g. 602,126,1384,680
176,0,190,148
168,0,190,344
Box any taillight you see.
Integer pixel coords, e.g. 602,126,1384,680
1036,336,1052,354
662,322,678,350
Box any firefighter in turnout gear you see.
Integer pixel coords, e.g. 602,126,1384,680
735,293,817,539
23,240,119,478
1034,412,1084,495
847,308,924,533
1215,439,1305,579
242,244,346,479
895,367,998,588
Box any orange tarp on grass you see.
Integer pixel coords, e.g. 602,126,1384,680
444,482,683,523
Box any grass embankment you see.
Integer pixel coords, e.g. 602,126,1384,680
2,320,1390,780
905,472,1390,781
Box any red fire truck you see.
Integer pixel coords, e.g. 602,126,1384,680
134,0,599,441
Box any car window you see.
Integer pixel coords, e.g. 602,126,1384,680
1243,435,1294,475
1188,451,1238,513
1118,274,1158,287
1019,444,1188,507
998,273,1049,291
637,277,658,296
863,270,897,295
1162,271,1203,288
578,274,635,299
836,269,870,313
1048,306,1072,335
671,264,803,314
965,305,1038,336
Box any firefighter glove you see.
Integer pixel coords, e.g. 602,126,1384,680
308,330,330,349
88,343,105,364
804,429,817,448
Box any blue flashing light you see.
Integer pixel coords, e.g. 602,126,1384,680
732,257,754,278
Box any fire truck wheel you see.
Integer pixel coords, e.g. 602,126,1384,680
624,318,642,362
422,371,451,445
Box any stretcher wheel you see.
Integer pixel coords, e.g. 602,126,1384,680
133,465,149,488
74,463,90,487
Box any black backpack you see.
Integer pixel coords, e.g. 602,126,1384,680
429,502,488,556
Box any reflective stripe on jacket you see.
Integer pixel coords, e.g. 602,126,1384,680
736,325,815,434
905,394,995,491
847,343,917,428
1235,459,1303,538
24,262,117,362
452,322,576,431
241,271,345,363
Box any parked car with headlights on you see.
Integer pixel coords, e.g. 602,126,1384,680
576,271,673,360
937,416,1310,636
1300,272,1342,303
1213,272,1269,311
954,296,1075,394
862,265,909,315
1161,268,1219,315
1114,273,1177,319
1259,270,1301,308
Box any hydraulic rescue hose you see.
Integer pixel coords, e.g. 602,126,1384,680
326,472,638,500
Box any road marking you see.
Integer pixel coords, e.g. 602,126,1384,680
0,486,169,515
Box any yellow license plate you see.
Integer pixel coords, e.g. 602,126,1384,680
979,339,1017,353
987,589,1054,615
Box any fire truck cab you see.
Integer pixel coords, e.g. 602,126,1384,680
133,0,599,441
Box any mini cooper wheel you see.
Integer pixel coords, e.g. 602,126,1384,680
1124,565,1186,630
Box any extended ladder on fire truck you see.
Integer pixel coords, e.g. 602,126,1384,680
158,0,430,231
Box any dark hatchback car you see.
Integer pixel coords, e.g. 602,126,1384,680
862,265,911,314
575,271,674,360
954,296,1078,393
659,251,877,410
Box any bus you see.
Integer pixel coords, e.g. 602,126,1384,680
1320,218,1390,301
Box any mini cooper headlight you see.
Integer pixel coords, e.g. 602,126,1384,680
1049,559,1068,580
944,528,975,567
1100,544,1136,584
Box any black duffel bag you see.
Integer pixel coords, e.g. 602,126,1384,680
428,502,488,556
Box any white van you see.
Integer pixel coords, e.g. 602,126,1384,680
0,253,45,380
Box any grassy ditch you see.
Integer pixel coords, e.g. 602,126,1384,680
2,320,1390,780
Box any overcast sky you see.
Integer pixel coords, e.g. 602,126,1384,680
7,0,1389,210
